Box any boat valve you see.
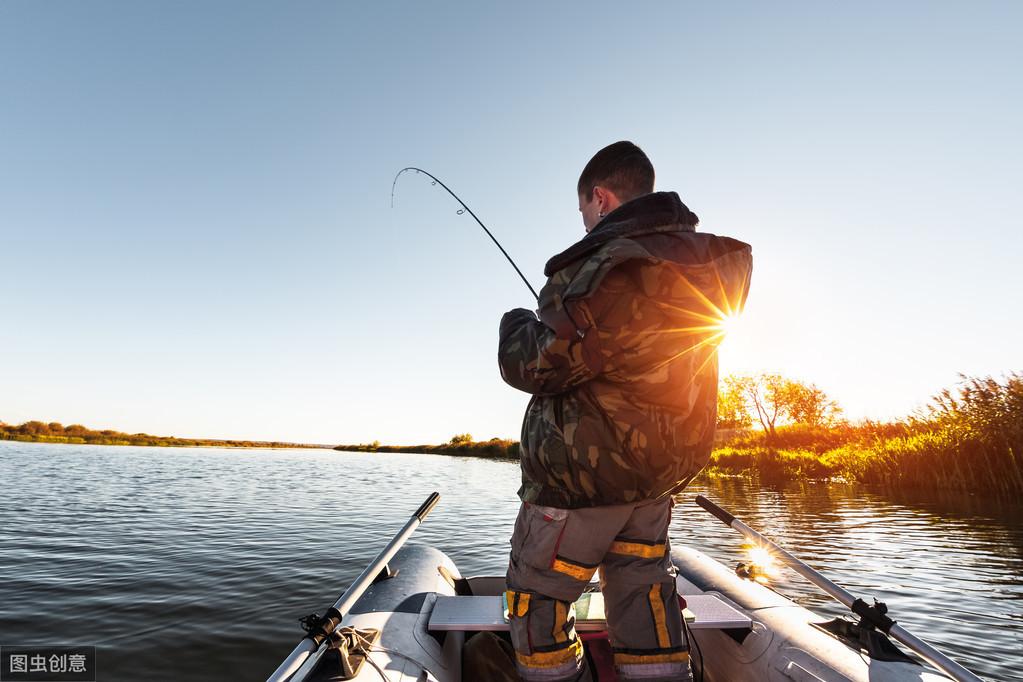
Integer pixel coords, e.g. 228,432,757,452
735,561,765,582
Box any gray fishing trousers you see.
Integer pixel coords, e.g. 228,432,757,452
505,496,692,682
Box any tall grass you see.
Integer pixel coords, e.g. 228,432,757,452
708,373,1023,495
837,373,1023,493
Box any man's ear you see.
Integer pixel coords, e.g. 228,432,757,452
593,185,619,213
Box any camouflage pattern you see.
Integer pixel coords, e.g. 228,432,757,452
499,191,753,508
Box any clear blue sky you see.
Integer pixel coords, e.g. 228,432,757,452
2,2,1020,444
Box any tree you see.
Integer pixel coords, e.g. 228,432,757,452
787,382,843,427
449,433,473,445
719,373,843,439
717,376,753,429
745,374,793,440
717,374,791,439
19,421,50,436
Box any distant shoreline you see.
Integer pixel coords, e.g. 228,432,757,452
334,439,518,460
8,371,1022,498
0,423,329,450
335,416,1022,497
1,435,332,450
9,429,1022,496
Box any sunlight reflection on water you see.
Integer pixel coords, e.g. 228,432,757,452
0,441,1020,681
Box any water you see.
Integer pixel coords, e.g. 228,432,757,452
1,440,1020,681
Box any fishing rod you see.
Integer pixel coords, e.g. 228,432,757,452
695,495,983,682
392,167,540,302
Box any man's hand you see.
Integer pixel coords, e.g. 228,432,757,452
500,308,538,337
498,306,599,396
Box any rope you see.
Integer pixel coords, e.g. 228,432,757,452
344,628,438,681
683,613,704,682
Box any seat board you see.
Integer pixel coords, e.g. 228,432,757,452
428,594,751,632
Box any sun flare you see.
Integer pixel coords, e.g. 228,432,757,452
717,313,743,337
715,311,751,377
742,543,779,584
747,546,775,569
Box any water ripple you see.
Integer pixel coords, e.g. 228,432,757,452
1,442,1020,681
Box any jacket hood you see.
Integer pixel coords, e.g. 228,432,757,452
545,191,699,276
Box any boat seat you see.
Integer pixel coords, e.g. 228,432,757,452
428,593,752,632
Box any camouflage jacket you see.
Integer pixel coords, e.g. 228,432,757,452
499,191,752,508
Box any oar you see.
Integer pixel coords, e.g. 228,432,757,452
267,492,441,682
694,495,983,682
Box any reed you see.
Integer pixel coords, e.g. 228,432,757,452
709,373,1023,494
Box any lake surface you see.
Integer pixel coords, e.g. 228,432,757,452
0,441,1020,681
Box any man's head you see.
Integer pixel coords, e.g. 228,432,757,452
577,141,655,232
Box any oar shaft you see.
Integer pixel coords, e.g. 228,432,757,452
730,517,858,606
266,492,441,682
731,518,980,681
888,625,984,682
694,495,983,682
331,495,436,617
696,496,859,606
266,641,316,682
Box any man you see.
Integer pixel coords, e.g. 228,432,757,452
498,141,753,682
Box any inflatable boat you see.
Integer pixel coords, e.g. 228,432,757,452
266,494,983,682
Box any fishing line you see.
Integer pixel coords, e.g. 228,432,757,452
391,167,540,302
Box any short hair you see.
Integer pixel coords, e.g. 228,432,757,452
577,141,655,202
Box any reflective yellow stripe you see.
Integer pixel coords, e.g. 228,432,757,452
613,651,690,665
506,590,530,618
608,540,666,559
551,558,597,582
648,584,670,648
516,640,583,669
553,600,568,644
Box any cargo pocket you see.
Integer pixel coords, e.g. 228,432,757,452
510,503,569,570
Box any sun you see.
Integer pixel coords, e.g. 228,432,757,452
718,314,743,337
715,312,750,376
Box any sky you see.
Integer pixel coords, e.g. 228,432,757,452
2,2,1020,444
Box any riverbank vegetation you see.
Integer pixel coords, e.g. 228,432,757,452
0,421,325,449
9,373,1020,494
707,372,1023,494
335,433,518,459
338,372,1022,495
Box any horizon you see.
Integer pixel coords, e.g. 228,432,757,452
1,367,1009,447
2,2,1021,443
